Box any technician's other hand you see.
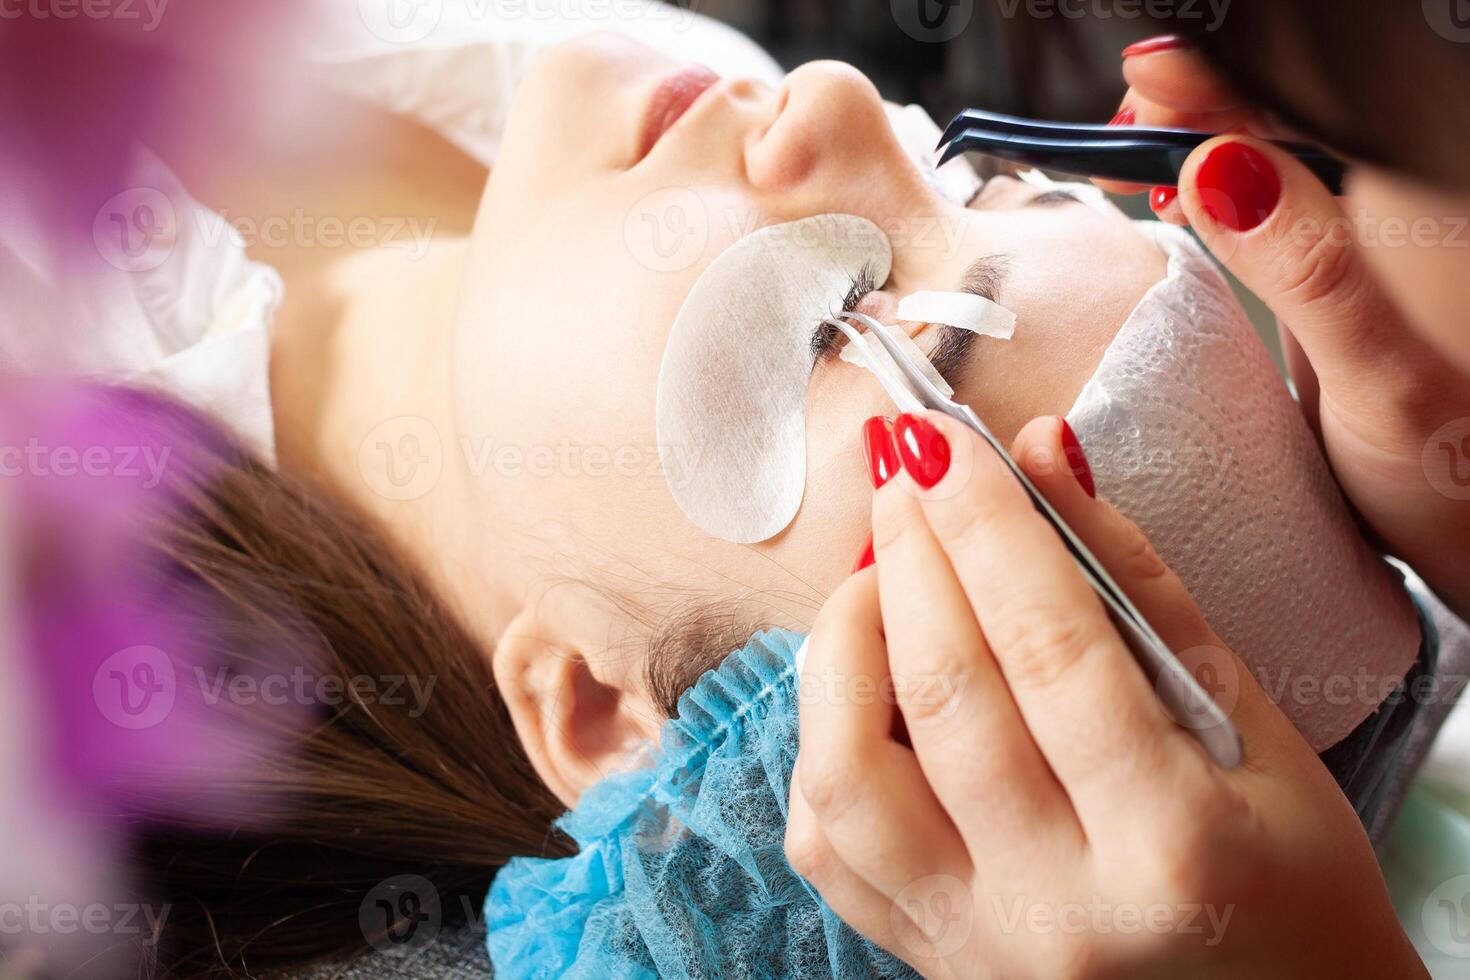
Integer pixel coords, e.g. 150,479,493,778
1104,36,1470,616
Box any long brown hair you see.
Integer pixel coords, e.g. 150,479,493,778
124,395,571,977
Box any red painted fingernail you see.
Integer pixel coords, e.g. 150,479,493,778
1059,419,1095,498
893,414,950,489
861,416,900,488
1149,185,1178,212
1194,141,1281,232
852,533,875,573
1122,34,1187,59
1108,106,1136,127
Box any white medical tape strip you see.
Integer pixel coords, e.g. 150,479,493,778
1017,167,1056,190
896,290,1016,340
656,214,893,544
838,318,953,396
831,320,925,414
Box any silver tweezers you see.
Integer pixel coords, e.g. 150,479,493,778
823,312,1243,768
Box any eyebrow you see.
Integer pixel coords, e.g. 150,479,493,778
928,252,1010,382
919,184,1077,381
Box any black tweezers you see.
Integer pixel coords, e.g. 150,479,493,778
938,108,1346,195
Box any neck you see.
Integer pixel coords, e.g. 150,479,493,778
269,234,507,646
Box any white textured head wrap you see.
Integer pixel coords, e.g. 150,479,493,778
1066,221,1419,750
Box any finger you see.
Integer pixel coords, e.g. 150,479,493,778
1176,135,1424,395
869,457,1079,852
1095,38,1241,197
784,786,948,977
1011,416,1217,653
1093,96,1151,197
1122,43,1241,114
1010,416,1291,764
1149,184,1187,225
895,411,1192,822
1093,93,1250,198
1278,322,1324,440
794,569,970,901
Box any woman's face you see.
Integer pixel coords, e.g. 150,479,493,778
451,34,1165,670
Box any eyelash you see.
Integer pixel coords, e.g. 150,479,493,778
1029,189,1081,207
811,265,877,362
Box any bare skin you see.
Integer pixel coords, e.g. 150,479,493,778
161,35,1168,804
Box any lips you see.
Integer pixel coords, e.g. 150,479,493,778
637,64,719,160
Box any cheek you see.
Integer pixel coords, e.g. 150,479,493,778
955,236,1162,442
768,365,893,592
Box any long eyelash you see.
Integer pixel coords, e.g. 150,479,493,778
811,265,876,362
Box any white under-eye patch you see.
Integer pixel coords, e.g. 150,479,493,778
896,290,1016,340
656,214,893,544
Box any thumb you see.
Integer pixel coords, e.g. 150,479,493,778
1176,135,1409,395
1010,416,1287,756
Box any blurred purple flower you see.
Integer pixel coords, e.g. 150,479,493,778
0,0,303,253
0,378,316,976
4,379,305,823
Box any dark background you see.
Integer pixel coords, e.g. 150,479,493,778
694,0,1146,125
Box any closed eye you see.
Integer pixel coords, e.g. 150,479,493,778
1027,189,1082,207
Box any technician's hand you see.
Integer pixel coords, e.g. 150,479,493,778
1102,36,1470,616
786,412,1426,979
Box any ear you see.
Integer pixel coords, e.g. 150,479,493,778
492,606,662,809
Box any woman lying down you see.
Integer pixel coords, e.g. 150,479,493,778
23,8,1460,979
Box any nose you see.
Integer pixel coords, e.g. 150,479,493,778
745,61,937,224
